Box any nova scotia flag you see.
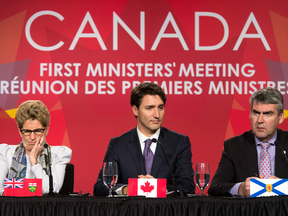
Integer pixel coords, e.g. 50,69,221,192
250,179,288,197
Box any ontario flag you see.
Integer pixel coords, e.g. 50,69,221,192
128,178,166,197
4,178,42,196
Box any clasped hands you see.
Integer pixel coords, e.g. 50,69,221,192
238,175,279,197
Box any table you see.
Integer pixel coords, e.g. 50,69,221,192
1,195,288,216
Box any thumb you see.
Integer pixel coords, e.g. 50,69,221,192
259,174,265,179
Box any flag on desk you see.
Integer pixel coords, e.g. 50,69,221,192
4,178,42,196
4,178,23,188
128,178,166,197
250,179,288,197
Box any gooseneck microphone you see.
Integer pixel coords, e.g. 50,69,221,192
44,143,56,196
151,138,182,197
275,142,288,165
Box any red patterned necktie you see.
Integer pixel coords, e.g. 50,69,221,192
259,143,271,179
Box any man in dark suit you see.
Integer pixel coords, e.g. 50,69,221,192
208,87,288,197
93,83,195,196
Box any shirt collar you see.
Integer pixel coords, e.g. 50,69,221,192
255,130,277,146
136,126,160,144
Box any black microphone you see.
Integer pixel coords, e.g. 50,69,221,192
275,142,288,165
44,144,58,196
151,138,182,197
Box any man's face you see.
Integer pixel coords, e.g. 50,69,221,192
132,94,165,137
249,101,284,142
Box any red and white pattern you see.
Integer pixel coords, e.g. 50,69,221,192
4,178,23,188
260,143,271,179
128,178,166,198
4,178,42,197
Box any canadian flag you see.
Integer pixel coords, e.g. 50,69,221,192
128,178,166,197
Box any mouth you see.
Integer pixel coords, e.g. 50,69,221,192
257,127,265,130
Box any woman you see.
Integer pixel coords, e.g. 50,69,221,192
0,100,72,195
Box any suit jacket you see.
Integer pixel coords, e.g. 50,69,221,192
208,129,288,196
93,127,195,196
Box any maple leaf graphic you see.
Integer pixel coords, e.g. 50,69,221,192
140,181,155,196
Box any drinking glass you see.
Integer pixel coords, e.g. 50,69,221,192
195,163,210,196
103,162,118,197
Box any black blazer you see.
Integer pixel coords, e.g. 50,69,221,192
208,129,288,196
93,127,195,196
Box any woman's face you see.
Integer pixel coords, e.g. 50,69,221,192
19,119,48,154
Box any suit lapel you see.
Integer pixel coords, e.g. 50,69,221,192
127,128,146,174
244,132,259,177
275,145,286,177
275,129,288,177
151,128,169,177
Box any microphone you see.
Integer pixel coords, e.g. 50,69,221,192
151,138,182,197
44,144,58,196
275,142,288,165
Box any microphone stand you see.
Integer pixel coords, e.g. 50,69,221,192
275,142,288,165
44,144,59,196
151,138,183,197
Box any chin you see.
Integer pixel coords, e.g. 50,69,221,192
152,126,161,131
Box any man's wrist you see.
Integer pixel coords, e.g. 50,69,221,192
122,186,128,195
238,182,245,196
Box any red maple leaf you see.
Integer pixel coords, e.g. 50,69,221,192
140,181,155,196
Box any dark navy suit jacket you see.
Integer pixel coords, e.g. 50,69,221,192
93,127,195,196
208,129,288,196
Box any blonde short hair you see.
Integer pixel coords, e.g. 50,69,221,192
15,100,50,129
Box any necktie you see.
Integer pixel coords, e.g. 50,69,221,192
260,143,271,179
144,139,154,175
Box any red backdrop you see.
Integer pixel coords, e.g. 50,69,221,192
1,0,288,194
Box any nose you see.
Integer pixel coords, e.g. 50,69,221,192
30,132,36,140
153,108,160,118
257,113,264,123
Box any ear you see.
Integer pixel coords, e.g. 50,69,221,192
249,111,252,121
132,105,138,117
45,126,49,135
18,128,23,137
279,112,284,124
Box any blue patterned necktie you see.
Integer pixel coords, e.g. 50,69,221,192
144,139,154,175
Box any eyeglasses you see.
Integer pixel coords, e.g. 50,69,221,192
20,128,46,136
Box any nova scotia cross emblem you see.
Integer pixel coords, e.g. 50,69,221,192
266,184,272,193
29,183,37,193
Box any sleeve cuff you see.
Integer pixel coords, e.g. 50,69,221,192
115,185,127,195
228,182,242,196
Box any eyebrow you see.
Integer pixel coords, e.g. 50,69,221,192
263,111,273,114
21,128,44,131
145,104,164,107
252,109,273,114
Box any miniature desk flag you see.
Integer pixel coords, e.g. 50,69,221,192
4,178,42,196
250,179,288,197
128,178,166,197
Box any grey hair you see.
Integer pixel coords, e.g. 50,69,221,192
250,87,284,116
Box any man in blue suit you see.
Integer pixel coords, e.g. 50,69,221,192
93,82,195,196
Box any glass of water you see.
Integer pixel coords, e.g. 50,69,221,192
103,162,118,197
195,163,210,196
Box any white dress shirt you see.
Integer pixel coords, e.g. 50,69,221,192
137,126,160,155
